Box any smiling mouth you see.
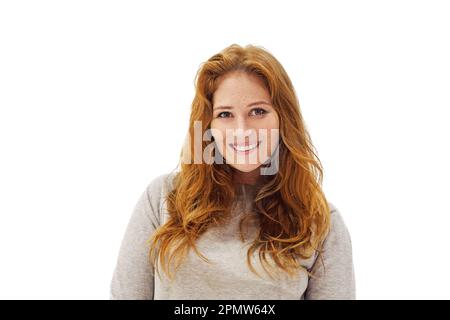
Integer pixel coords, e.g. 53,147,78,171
229,141,261,152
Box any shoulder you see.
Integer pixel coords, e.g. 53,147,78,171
142,170,179,224
323,201,353,251
145,170,178,198
327,202,350,232
305,201,356,299
306,201,354,271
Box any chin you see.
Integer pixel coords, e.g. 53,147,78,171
229,163,262,173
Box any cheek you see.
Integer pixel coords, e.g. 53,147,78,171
259,113,279,129
210,127,226,147
258,116,279,139
259,117,280,156
270,113,280,130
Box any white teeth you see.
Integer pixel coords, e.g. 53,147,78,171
232,142,259,152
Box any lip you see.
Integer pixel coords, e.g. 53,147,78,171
229,141,261,152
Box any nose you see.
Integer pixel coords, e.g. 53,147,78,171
232,118,257,144
232,128,253,138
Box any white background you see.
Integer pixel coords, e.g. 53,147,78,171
1,0,449,299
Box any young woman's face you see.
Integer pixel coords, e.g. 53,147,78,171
210,71,280,174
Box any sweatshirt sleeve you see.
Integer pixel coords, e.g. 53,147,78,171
109,175,165,300
304,205,356,300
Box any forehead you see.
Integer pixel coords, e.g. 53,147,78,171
212,72,270,106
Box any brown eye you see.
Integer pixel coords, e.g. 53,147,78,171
251,108,267,116
217,112,232,118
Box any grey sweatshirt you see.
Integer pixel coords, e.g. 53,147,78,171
110,172,356,300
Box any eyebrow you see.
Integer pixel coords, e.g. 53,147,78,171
213,100,272,110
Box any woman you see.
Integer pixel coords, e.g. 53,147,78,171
110,44,355,300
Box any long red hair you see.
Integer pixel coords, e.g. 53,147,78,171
147,44,331,281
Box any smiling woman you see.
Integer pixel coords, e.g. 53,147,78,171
210,71,280,181
110,43,356,300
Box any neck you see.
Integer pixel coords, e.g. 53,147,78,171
231,167,264,185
